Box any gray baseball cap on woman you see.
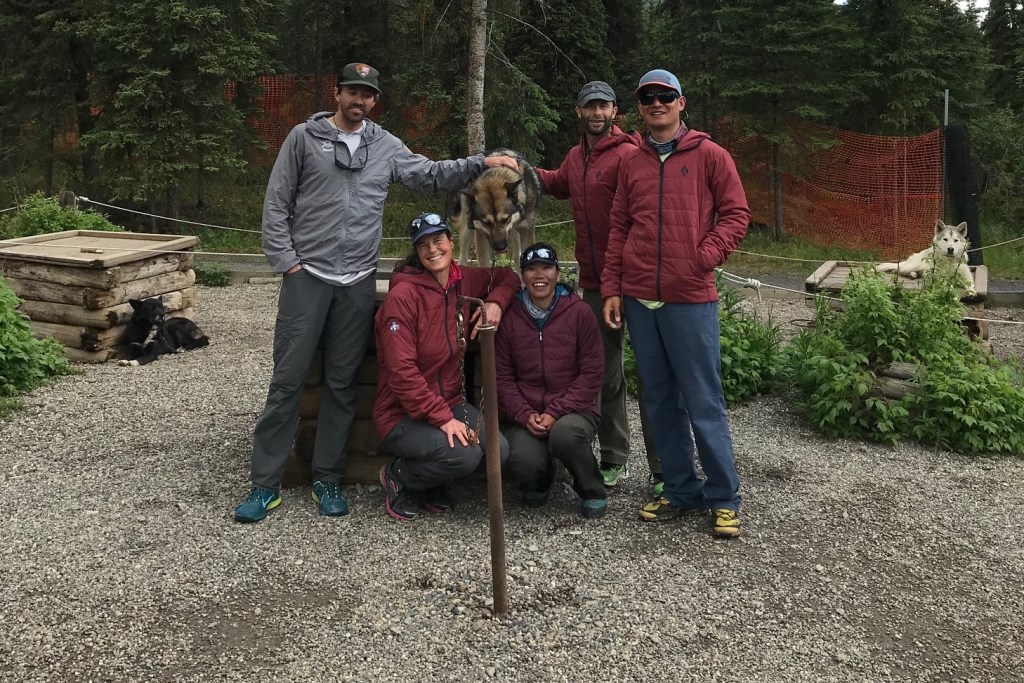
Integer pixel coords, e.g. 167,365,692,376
576,81,617,107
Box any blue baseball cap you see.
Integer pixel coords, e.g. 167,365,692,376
409,212,451,245
635,69,683,97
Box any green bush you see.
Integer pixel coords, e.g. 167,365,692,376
0,276,72,400
718,281,783,406
0,193,123,239
787,266,1024,454
194,262,232,287
622,280,783,407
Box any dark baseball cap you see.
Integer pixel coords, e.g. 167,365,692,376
409,212,451,245
576,81,617,107
338,62,381,93
520,243,560,270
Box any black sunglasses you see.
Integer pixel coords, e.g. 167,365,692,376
334,142,368,171
638,90,680,106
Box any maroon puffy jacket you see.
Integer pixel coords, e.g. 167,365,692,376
494,287,604,426
373,263,520,440
600,126,750,304
535,126,641,291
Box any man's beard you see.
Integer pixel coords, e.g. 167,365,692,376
581,117,612,137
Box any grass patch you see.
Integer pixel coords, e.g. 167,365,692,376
724,228,876,277
976,222,1024,281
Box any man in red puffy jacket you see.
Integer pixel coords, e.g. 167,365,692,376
535,81,663,495
602,69,749,538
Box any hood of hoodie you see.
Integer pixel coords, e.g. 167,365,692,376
642,125,711,158
305,111,388,146
390,261,465,293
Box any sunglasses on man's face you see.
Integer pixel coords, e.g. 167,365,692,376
638,90,680,106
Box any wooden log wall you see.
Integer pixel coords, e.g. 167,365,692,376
1,251,197,362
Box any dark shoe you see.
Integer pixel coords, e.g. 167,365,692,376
711,508,742,538
234,485,281,523
311,480,349,517
380,464,421,521
638,496,706,522
419,485,454,513
522,487,551,508
580,498,608,519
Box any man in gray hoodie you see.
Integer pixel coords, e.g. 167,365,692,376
235,62,517,523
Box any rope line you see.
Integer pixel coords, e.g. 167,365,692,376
79,197,262,234
1,205,20,213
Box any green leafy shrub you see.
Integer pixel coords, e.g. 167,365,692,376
0,276,72,400
718,282,783,406
787,266,1024,454
622,280,783,407
0,193,122,239
194,262,232,287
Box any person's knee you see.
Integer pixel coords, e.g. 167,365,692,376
549,419,592,453
439,447,482,479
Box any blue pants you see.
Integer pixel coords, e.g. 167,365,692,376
624,298,741,510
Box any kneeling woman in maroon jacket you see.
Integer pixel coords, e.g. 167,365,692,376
496,243,608,518
373,213,520,521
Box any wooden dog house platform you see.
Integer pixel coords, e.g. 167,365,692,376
805,261,990,346
0,230,199,363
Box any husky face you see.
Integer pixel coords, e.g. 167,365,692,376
450,149,542,266
933,220,967,260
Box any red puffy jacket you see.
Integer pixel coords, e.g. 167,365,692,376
373,263,520,440
494,287,604,426
535,126,641,291
600,127,750,304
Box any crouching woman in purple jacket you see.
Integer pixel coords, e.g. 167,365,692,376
495,243,608,518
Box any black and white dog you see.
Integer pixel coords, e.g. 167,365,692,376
119,296,209,366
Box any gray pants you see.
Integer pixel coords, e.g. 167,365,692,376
582,289,661,475
250,271,375,490
504,413,605,500
383,403,510,490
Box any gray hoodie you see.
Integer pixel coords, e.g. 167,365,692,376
262,112,484,281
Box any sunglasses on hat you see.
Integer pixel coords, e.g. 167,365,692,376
638,90,680,106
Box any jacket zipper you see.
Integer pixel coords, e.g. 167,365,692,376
439,288,453,398
539,328,547,408
657,155,666,301
583,155,597,286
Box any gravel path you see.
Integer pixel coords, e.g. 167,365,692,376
2,284,1023,682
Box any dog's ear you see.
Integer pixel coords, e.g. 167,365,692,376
954,221,968,236
934,219,946,235
157,294,164,303
129,299,142,311
505,179,523,197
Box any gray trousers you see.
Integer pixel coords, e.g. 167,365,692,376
504,413,605,500
383,403,510,490
582,289,661,475
250,271,375,490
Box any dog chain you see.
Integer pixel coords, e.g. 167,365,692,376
455,303,483,447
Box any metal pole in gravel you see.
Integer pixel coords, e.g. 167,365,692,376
477,321,509,617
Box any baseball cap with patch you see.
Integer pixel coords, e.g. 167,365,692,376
635,69,683,96
338,62,381,93
519,243,560,270
576,81,617,107
409,212,451,245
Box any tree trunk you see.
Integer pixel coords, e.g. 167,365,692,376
467,0,487,154
314,12,323,112
772,140,784,240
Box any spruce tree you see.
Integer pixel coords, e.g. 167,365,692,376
983,0,1024,112
81,0,275,217
714,0,865,238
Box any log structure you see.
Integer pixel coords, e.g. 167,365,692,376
0,230,200,363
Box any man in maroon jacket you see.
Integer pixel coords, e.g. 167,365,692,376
535,81,663,496
602,69,748,538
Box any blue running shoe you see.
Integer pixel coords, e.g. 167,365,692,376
581,498,608,519
234,485,281,523
312,481,349,517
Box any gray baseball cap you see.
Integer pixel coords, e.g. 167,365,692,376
576,81,616,107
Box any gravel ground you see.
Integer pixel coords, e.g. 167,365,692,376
2,284,1023,682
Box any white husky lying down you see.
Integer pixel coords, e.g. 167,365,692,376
876,220,976,296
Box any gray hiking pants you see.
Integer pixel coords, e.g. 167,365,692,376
504,413,605,500
581,289,661,475
383,403,510,490
250,270,375,490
